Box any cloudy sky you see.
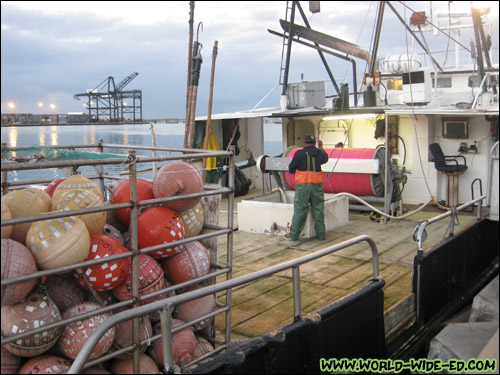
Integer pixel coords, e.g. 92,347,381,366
1,1,498,118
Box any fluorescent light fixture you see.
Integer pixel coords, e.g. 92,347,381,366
322,113,378,121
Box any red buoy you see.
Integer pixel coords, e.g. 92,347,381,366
74,234,128,292
45,178,67,198
1,345,20,374
58,302,116,360
150,319,196,367
153,161,204,212
175,284,216,331
111,178,154,225
18,355,71,374
45,273,87,312
111,307,153,359
110,353,159,374
162,241,210,284
137,207,185,258
1,239,38,306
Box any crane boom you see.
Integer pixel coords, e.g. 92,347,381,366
115,72,139,92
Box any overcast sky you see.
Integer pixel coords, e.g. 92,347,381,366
1,1,498,118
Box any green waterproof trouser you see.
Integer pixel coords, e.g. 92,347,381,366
289,182,325,240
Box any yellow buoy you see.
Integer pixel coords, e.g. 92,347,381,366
51,189,106,236
26,216,90,270
24,188,52,208
1,202,12,239
179,202,205,238
52,175,102,205
1,189,51,245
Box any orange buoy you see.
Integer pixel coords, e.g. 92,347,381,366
112,254,166,306
58,302,116,360
26,216,90,270
1,201,13,239
1,293,62,357
1,189,51,245
51,189,106,236
74,234,128,292
1,239,38,306
137,207,185,258
150,319,196,367
111,178,154,225
189,336,214,362
45,177,67,197
153,161,204,212
111,307,153,359
45,273,87,312
52,174,102,204
175,284,216,331
18,355,71,374
162,241,210,285
179,201,205,238
1,342,21,374
110,353,159,374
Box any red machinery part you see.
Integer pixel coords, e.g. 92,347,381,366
152,161,204,212
1,239,38,306
283,147,385,197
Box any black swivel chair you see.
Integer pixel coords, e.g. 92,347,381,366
429,143,468,206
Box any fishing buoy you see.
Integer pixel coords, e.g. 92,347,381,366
1,239,38,306
161,241,210,284
18,355,71,374
179,202,205,238
58,302,116,360
190,336,214,362
111,307,153,359
153,161,204,212
51,189,106,236
102,223,125,245
74,234,128,292
26,216,90,270
137,207,185,258
1,189,51,245
1,201,12,239
80,367,112,374
86,289,117,307
52,174,102,204
45,177,67,197
1,343,21,374
25,188,52,208
112,254,166,307
1,293,62,357
283,147,386,196
175,284,216,331
45,274,87,312
150,319,196,367
110,353,159,374
111,178,154,225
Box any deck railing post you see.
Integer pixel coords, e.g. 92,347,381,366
98,139,105,196
292,265,301,321
160,305,175,373
225,146,235,344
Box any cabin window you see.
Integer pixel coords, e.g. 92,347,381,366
387,79,402,90
468,75,482,87
432,77,452,88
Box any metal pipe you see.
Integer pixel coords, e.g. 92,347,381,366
225,147,235,344
292,265,301,321
97,139,105,194
281,1,297,96
184,1,195,149
160,306,175,373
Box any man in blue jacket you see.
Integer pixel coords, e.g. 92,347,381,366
284,133,329,241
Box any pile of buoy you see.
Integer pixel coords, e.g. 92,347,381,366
1,162,218,372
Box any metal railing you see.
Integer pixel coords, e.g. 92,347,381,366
1,143,235,374
68,234,381,374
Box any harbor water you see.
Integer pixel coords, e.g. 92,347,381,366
1,121,283,184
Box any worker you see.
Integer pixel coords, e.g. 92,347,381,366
284,133,328,241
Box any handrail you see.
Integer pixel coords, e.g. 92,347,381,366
412,195,487,253
487,141,499,207
68,234,381,373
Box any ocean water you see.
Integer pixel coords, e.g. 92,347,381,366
1,121,283,184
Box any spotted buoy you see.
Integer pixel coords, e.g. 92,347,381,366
1,293,62,357
58,302,116,360
45,273,87,312
162,241,210,284
18,355,71,374
112,254,166,307
111,178,154,225
111,307,153,359
51,189,106,236
110,353,159,374
26,216,90,270
74,234,128,292
1,189,51,245
153,161,204,212
1,345,21,374
1,201,13,239
52,174,102,204
45,177,67,198
179,201,205,238
150,319,196,367
137,207,185,258
175,284,216,331
1,239,38,306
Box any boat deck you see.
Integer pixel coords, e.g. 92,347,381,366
213,188,479,342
